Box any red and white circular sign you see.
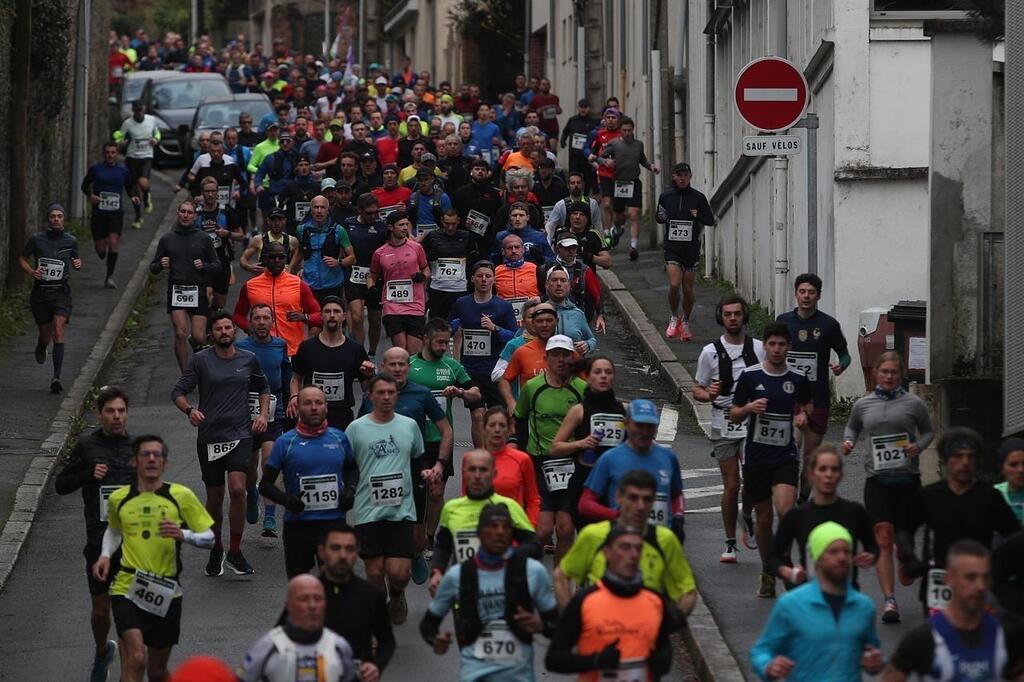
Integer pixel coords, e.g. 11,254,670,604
734,57,809,132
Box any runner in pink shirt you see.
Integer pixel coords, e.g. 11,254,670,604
368,211,431,353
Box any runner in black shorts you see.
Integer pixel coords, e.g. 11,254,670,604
196,177,244,313
730,322,812,598
368,211,431,354
150,200,222,371
54,385,134,680
172,312,270,577
342,194,388,356
655,162,715,341
81,141,139,288
18,202,82,393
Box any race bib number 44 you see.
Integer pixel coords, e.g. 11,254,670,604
613,180,634,199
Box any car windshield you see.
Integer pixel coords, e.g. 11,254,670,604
152,79,230,110
123,78,147,102
197,100,272,129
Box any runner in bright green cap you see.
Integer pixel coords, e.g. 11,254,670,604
808,521,853,561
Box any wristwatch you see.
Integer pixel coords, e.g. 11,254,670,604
185,406,194,417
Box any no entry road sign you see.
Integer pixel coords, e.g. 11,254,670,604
734,57,809,132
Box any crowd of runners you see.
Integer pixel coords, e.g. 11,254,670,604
12,28,1024,682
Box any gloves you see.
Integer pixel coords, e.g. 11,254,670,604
340,486,355,512
411,272,426,283
285,495,306,514
593,640,621,670
671,514,686,546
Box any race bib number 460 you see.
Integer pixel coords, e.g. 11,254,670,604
129,571,176,618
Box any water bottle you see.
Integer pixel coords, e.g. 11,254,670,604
581,428,605,465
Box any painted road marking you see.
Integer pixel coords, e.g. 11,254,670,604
656,405,679,443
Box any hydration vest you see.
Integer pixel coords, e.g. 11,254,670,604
713,336,758,397
455,553,536,647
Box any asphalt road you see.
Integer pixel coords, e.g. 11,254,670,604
0,253,695,679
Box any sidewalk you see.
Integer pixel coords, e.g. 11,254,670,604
599,247,722,432
0,176,175,589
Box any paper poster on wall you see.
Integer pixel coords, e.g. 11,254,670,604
908,336,928,370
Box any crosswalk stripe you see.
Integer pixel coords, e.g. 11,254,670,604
655,405,679,443
682,468,720,479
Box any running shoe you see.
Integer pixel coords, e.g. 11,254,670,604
261,515,278,538
246,489,260,524
719,541,738,564
131,218,142,230
389,591,408,625
205,548,224,577
411,553,429,585
145,193,153,213
882,597,901,624
609,225,624,247
225,550,255,575
104,278,117,290
89,639,117,682
742,513,757,550
50,377,63,394
665,317,681,339
677,320,693,340
758,572,776,599
34,343,46,364
898,562,914,587
629,246,639,262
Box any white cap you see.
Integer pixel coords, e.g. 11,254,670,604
545,335,574,352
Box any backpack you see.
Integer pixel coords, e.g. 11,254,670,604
455,553,536,646
299,222,344,260
713,336,758,397
408,190,444,226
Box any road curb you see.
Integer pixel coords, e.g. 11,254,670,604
597,269,742,681
0,189,174,592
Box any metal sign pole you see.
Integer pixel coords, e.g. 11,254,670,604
792,113,818,273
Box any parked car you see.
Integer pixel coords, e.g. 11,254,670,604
186,93,272,152
139,73,232,166
117,70,179,122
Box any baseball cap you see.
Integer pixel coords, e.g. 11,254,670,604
336,180,353,190
407,114,421,123
278,130,293,140
420,152,437,164
374,76,388,85
331,70,344,82
627,398,660,425
545,335,575,353
265,121,280,130
360,151,377,162
477,503,513,531
578,98,591,108
268,207,287,218
531,302,557,319
320,177,337,190
672,162,692,174
415,167,433,179
328,119,344,129
604,107,622,118
555,232,579,248
439,94,454,104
